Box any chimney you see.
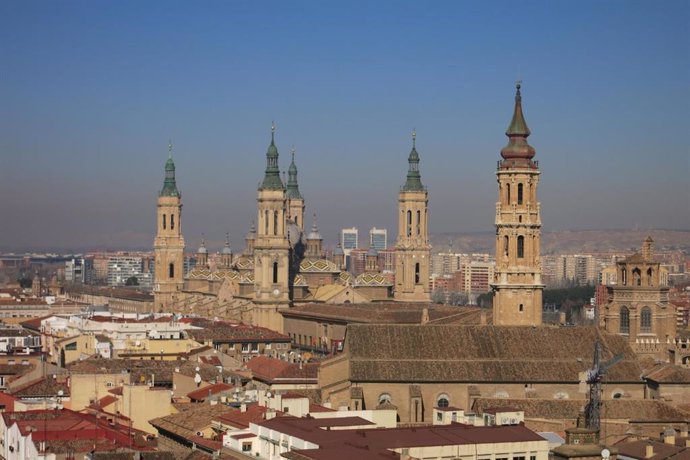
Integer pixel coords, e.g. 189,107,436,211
421,308,430,325
240,403,247,413
663,428,676,445
645,444,654,458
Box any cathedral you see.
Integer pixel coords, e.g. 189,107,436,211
153,124,431,331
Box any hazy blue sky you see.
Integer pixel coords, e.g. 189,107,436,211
1,0,688,252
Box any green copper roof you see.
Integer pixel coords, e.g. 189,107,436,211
506,82,531,136
260,127,285,190
501,83,536,161
402,131,424,191
286,148,303,199
160,156,180,197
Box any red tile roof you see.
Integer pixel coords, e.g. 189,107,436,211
245,356,318,384
216,404,269,429
187,383,233,401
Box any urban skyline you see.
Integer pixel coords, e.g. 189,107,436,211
1,1,688,253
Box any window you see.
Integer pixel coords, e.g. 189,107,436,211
170,214,175,230
406,210,412,237
415,263,420,284
647,268,653,285
633,268,641,286
264,210,269,235
622,268,627,286
504,236,509,258
620,306,630,334
519,304,524,312
416,210,421,235
169,263,174,278
272,262,278,284
65,342,77,351
241,343,250,353
437,412,443,422
162,214,166,230
517,183,523,205
273,211,279,236
242,442,252,452
640,307,652,333
507,183,511,203
517,236,524,258
437,393,449,408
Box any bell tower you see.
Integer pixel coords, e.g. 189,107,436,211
154,143,185,313
253,124,290,331
394,131,431,302
492,83,544,326
286,148,305,231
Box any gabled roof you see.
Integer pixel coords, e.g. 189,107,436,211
472,398,690,422
11,376,70,398
245,356,318,384
187,383,233,401
345,325,642,383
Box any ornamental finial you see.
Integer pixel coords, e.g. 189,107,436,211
168,140,173,158
412,129,416,148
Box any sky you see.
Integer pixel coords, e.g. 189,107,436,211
1,0,688,253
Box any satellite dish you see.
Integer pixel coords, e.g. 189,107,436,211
601,448,611,459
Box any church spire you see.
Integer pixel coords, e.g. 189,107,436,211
500,82,536,161
160,141,180,197
286,147,303,199
260,122,284,190
402,129,424,191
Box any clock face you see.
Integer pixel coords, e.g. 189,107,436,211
273,289,280,296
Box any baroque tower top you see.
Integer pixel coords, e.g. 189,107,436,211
402,130,424,191
500,83,536,163
260,123,284,191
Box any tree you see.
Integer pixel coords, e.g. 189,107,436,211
125,276,139,286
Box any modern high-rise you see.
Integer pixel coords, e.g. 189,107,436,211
492,83,544,326
369,227,387,251
340,227,358,257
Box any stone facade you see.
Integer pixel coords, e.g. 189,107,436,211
154,152,185,313
394,132,431,302
493,84,544,326
601,237,676,360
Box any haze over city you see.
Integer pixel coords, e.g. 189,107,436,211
1,0,688,252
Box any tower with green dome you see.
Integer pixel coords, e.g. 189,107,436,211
286,148,305,231
153,143,185,312
394,131,431,302
253,124,291,332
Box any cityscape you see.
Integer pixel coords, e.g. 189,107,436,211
1,2,689,460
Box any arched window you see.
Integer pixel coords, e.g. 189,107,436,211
378,393,392,405
273,211,279,236
437,393,450,408
640,306,652,333
272,262,278,284
647,268,653,286
517,183,523,205
507,183,511,203
406,210,412,237
517,236,524,259
163,214,166,230
620,306,630,334
168,263,174,278
504,236,509,258
415,263,420,284
295,215,299,227
633,268,641,286
416,210,421,235
170,214,175,230
264,210,269,235
519,304,524,312
622,268,627,286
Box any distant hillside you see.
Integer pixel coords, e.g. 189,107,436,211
430,229,690,255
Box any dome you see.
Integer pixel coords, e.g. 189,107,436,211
222,245,232,255
197,246,208,254
367,246,378,257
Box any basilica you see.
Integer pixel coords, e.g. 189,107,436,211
152,123,434,331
